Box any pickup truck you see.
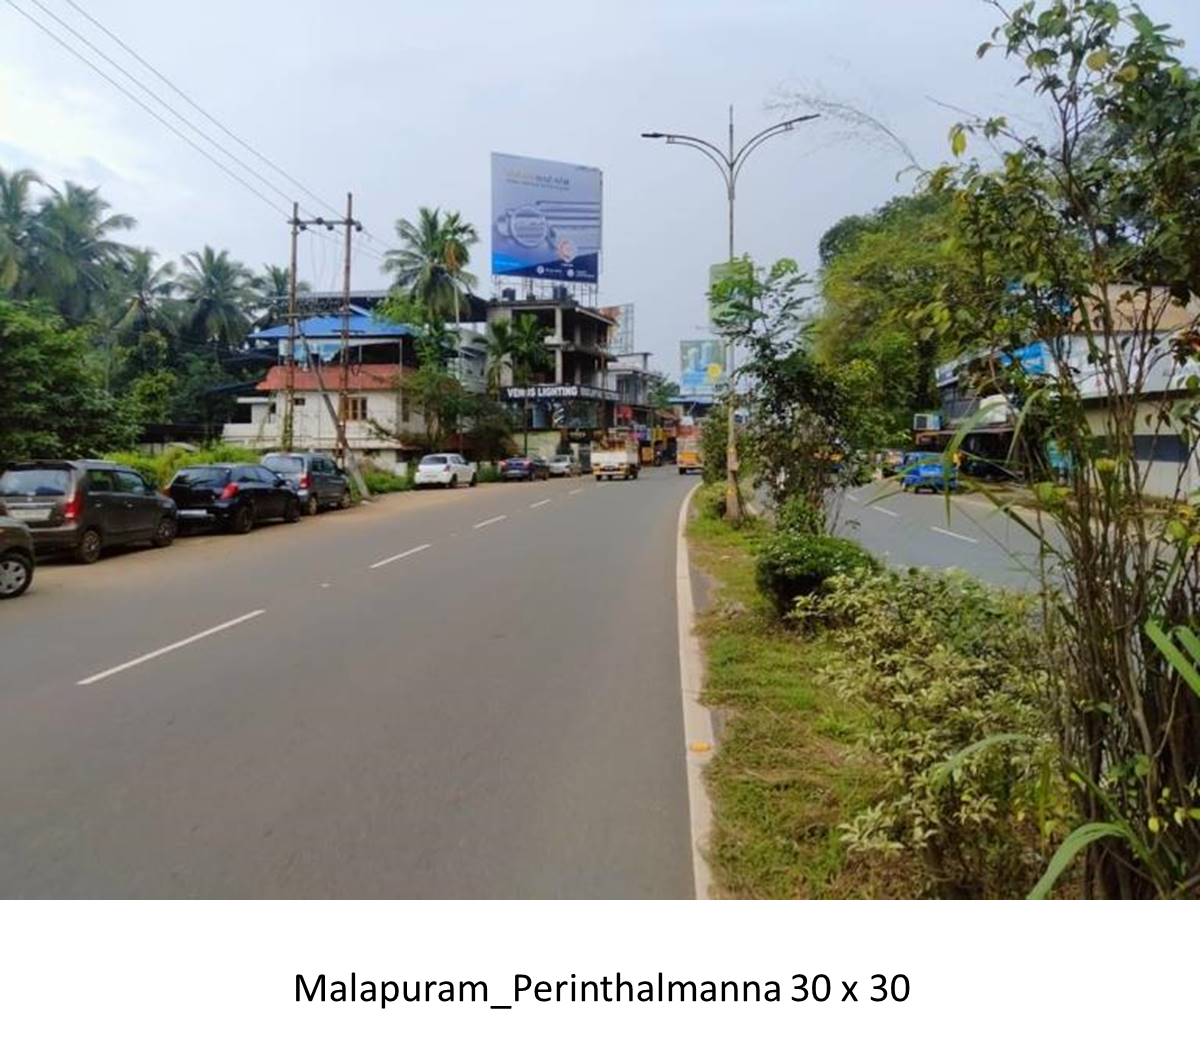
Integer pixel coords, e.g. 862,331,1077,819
592,445,640,481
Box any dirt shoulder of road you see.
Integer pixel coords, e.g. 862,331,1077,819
686,490,915,899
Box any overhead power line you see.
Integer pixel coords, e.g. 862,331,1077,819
5,0,289,218
24,0,309,215
61,0,346,224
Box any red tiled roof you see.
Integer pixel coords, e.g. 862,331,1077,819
255,363,413,392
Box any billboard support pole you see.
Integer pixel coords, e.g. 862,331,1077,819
641,108,819,524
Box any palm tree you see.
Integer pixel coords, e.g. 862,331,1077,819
0,166,41,294
112,248,176,338
482,314,549,453
27,181,134,321
252,263,310,328
382,207,478,320
178,246,253,348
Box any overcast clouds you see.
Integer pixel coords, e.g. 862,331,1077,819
2,0,1197,375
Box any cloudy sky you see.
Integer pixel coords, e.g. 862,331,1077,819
2,0,1197,375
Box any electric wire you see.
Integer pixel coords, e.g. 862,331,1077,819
5,0,289,219
62,0,345,224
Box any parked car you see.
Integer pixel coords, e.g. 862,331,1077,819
0,460,178,564
0,516,35,599
901,452,959,493
547,454,580,478
168,464,301,532
261,452,351,514
499,456,550,481
413,453,477,489
880,448,906,477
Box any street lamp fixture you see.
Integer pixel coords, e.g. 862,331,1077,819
641,107,818,523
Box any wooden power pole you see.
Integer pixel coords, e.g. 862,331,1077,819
282,201,302,452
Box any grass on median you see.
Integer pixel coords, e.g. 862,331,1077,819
688,487,915,898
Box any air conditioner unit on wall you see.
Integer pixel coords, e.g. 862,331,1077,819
913,412,942,432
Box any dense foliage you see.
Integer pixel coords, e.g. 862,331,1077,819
799,569,1064,898
940,0,1200,898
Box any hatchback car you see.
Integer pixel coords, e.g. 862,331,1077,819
261,452,351,515
499,456,550,481
547,454,580,478
0,516,35,599
168,464,301,533
0,460,178,564
901,452,959,493
413,453,477,489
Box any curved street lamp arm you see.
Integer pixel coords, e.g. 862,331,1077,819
730,114,820,178
662,137,733,190
660,133,731,167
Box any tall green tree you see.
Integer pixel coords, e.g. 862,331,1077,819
178,246,253,348
383,206,478,320
112,248,177,339
0,166,41,294
252,263,310,328
481,314,548,453
27,181,134,322
0,299,137,458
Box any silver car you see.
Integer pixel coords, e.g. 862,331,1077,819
547,454,580,478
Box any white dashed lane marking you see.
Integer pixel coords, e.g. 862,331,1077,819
368,543,432,570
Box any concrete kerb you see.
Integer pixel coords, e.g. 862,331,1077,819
675,481,717,900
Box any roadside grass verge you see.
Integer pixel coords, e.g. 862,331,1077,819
688,491,909,898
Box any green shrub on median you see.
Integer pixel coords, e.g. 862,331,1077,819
754,531,876,616
796,568,1066,898
361,467,411,494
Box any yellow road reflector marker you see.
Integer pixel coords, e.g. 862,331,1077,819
689,741,713,753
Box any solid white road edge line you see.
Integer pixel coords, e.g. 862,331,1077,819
529,499,551,509
473,514,507,529
931,525,979,543
368,543,432,570
870,504,899,517
675,482,715,900
77,609,266,686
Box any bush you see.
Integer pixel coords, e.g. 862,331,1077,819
775,495,823,536
362,467,411,494
695,482,726,520
475,462,501,483
798,569,1065,897
754,531,875,615
103,445,264,489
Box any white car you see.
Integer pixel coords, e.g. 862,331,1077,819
413,453,476,489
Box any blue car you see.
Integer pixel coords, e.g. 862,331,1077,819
901,452,958,493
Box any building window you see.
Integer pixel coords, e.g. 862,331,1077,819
401,393,411,423
293,397,306,407
340,396,367,422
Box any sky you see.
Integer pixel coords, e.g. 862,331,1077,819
2,0,1198,378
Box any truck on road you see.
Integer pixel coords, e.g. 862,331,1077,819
592,444,640,481
677,428,703,475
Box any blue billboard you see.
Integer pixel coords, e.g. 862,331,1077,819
679,339,726,399
491,153,602,283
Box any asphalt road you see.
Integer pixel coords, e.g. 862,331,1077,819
0,468,698,897
832,481,1059,589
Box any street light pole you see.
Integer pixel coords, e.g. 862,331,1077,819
642,107,818,522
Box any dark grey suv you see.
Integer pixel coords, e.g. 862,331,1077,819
0,516,35,598
261,452,351,515
0,460,178,564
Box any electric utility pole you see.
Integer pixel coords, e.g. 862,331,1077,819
282,202,302,452
642,106,819,523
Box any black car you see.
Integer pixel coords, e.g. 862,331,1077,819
261,452,351,515
169,464,301,533
498,456,550,481
0,460,178,564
